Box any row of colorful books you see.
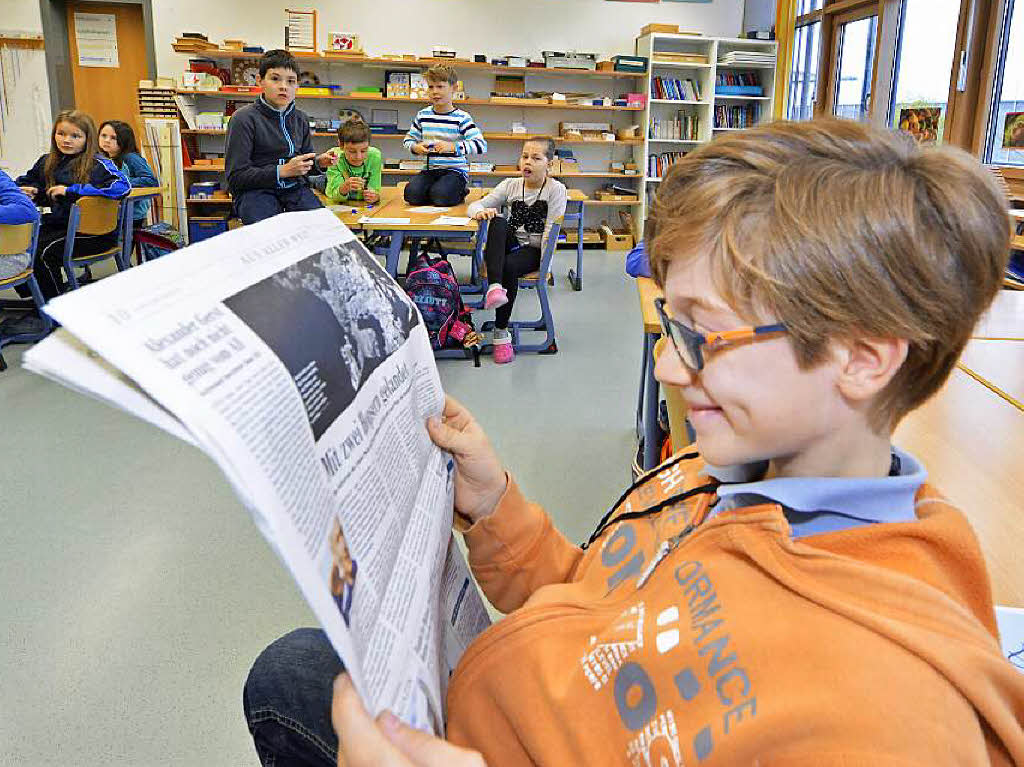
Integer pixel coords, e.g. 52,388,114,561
650,77,702,102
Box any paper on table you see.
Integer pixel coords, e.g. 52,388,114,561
430,216,472,226
407,206,450,213
360,216,411,224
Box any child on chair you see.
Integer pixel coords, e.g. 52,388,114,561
98,120,159,228
325,116,382,206
403,64,486,207
16,109,129,300
467,137,566,364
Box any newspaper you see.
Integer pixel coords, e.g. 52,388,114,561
23,208,491,733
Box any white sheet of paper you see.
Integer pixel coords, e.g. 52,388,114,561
431,216,472,226
359,217,411,224
407,206,450,213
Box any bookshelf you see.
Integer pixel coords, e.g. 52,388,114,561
632,35,777,236
171,48,647,232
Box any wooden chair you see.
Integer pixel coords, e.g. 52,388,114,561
653,336,694,453
0,220,53,371
61,196,128,290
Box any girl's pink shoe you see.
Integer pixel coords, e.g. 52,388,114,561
484,284,508,310
493,336,515,364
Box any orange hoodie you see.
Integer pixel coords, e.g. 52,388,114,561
446,452,1024,765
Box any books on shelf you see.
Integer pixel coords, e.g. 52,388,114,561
715,72,763,96
718,51,776,66
650,76,701,101
647,151,689,179
649,112,700,141
714,103,761,129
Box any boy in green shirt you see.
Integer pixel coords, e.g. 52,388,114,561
325,117,382,205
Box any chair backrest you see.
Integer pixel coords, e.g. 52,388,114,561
538,222,561,278
0,220,38,257
74,196,123,236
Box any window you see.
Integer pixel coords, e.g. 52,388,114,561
786,20,821,120
889,0,962,143
832,14,878,121
796,0,824,14
986,0,1024,164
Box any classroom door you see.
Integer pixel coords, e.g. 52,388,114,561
66,2,148,133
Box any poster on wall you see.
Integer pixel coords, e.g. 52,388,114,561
898,107,941,144
1003,112,1024,150
73,12,119,68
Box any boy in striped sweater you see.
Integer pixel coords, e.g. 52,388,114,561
403,64,487,206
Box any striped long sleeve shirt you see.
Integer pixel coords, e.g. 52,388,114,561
403,106,487,176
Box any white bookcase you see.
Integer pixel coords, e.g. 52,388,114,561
632,34,777,237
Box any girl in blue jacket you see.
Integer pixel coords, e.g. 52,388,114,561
0,169,39,281
99,120,158,227
16,109,129,299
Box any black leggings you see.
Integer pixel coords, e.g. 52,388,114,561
484,216,541,329
403,169,468,207
16,223,117,301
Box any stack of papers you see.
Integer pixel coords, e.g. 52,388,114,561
431,216,472,226
718,51,776,66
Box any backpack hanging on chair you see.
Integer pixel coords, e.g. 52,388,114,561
404,242,482,364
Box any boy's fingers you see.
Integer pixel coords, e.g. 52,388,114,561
331,675,406,766
379,711,486,767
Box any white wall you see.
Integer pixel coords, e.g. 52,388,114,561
0,1,50,175
153,0,744,77
0,0,43,34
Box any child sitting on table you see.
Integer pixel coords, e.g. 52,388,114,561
467,137,566,364
325,116,381,206
16,109,129,301
402,64,486,207
98,120,158,228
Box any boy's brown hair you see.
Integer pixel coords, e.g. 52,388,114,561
337,116,370,145
647,118,1009,430
424,64,458,86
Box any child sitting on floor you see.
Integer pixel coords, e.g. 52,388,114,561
325,116,382,206
467,137,566,364
402,64,486,207
16,109,129,301
98,120,158,228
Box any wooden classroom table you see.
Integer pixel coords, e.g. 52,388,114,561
973,289,1024,340
894,368,1024,607
957,338,1024,411
635,277,664,471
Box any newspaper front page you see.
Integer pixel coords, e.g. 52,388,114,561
24,208,490,732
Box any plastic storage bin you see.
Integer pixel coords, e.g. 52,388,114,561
188,215,229,244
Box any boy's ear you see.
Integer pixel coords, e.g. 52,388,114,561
833,336,909,404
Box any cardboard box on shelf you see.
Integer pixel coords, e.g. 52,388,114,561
595,190,639,202
641,23,679,35
601,223,634,250
616,125,641,140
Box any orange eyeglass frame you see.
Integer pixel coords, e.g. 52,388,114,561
654,297,787,371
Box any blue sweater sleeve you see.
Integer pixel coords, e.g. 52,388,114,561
122,152,158,188
0,170,39,225
66,156,130,200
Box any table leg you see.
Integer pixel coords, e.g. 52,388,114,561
642,332,660,470
385,233,405,277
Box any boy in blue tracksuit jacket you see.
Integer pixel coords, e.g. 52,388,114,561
0,169,40,281
16,109,129,300
225,49,334,224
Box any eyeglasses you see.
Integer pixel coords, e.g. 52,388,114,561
654,297,787,372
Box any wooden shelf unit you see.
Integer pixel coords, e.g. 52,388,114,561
174,44,647,232
633,35,777,237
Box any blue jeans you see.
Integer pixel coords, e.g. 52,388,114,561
403,169,468,206
243,628,343,767
235,185,323,225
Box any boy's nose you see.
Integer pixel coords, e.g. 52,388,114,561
654,338,694,388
